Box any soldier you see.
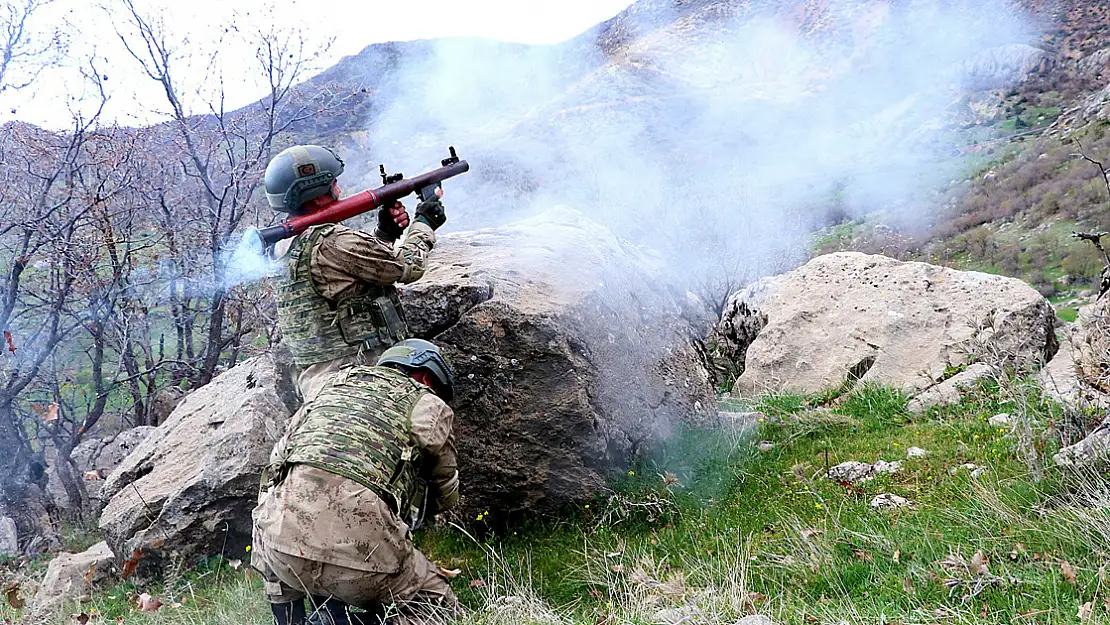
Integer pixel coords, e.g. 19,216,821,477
263,145,448,402
252,339,461,625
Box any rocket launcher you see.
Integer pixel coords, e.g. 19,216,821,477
252,146,469,248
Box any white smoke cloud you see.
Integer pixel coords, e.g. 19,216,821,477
347,0,1036,284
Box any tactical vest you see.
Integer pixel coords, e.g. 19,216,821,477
275,225,409,368
280,366,426,519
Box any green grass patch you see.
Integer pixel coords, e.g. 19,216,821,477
8,385,1107,625
412,384,1103,624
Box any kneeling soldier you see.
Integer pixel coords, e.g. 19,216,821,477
252,339,461,625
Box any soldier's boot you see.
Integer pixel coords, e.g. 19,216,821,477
270,600,306,625
306,597,390,625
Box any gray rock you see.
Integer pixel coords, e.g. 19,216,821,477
150,387,187,425
827,461,873,484
0,516,17,556
1068,299,1110,402
906,446,929,459
653,606,703,624
1054,424,1110,468
1037,339,1110,410
907,363,996,413
758,441,775,452
719,253,1056,397
62,426,159,507
827,460,900,484
988,413,1013,427
873,460,903,475
733,615,775,625
98,348,298,578
28,541,116,617
871,493,913,509
400,208,715,518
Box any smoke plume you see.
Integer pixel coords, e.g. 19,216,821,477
341,0,1035,283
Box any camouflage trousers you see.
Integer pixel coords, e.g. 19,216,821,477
253,537,458,625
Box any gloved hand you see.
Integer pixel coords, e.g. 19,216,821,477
376,201,410,242
415,198,447,230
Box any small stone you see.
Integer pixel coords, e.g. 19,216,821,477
873,460,902,474
758,441,775,452
0,516,17,556
871,493,913,509
653,605,702,624
906,446,929,459
827,461,874,484
970,467,986,479
988,413,1013,427
950,463,979,475
733,616,775,625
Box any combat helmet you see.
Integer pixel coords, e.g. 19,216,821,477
264,145,345,213
377,338,456,401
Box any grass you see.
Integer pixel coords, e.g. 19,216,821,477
4,383,1108,624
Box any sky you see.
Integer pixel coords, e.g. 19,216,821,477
0,0,635,129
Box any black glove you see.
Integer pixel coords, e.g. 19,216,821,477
415,198,447,230
376,204,407,242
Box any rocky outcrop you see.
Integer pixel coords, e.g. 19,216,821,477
0,516,17,556
28,542,117,617
954,44,1051,90
1078,47,1110,84
98,348,297,578
718,252,1057,397
401,207,715,518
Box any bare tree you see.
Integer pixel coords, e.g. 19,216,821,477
0,0,65,94
112,0,346,384
0,84,116,529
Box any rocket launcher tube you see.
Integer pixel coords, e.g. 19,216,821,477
255,159,470,247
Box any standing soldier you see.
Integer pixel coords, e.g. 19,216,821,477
263,145,449,402
252,339,461,625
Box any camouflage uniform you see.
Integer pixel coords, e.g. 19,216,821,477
274,221,436,403
252,366,460,625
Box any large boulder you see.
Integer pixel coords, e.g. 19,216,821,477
97,348,297,578
401,207,715,518
47,425,159,514
718,252,1057,396
27,541,116,618
72,426,159,482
